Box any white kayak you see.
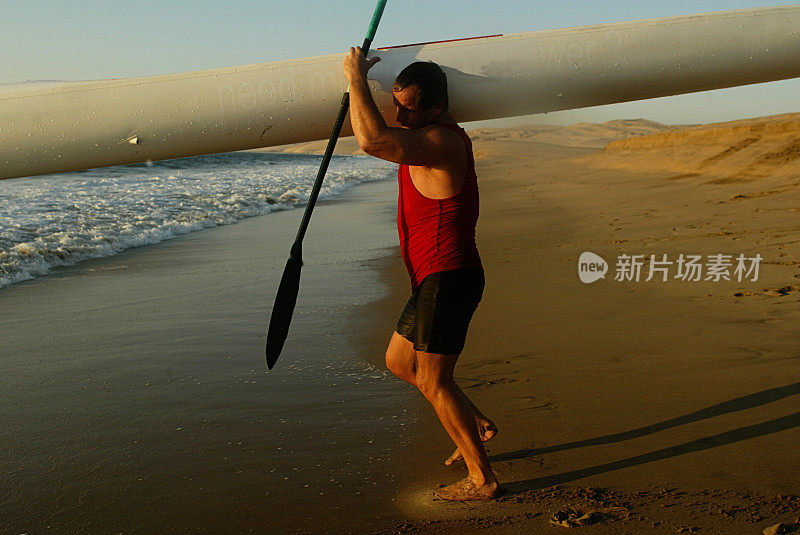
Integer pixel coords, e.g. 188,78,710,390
1,4,799,180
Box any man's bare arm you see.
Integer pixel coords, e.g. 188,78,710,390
344,47,461,168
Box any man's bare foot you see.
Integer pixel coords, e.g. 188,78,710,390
445,420,497,466
433,477,501,501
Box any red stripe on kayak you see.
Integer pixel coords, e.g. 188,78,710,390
377,34,502,50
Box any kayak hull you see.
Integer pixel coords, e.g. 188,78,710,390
2,5,799,180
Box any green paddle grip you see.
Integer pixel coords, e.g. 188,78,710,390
363,0,388,51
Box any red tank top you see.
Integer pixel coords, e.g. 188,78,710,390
397,123,482,289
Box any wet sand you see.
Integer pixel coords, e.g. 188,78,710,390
0,177,421,533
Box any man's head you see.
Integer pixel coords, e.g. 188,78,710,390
392,61,448,129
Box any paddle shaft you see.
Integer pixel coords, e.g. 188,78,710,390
293,0,387,247
266,0,387,368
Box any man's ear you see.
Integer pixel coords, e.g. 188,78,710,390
432,101,445,116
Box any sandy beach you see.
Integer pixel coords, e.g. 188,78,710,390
3,113,799,534
264,114,800,532
373,114,800,533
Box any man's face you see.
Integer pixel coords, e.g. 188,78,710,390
392,84,440,129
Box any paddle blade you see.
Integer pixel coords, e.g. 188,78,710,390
266,248,303,369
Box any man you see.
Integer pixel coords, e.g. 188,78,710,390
343,47,500,501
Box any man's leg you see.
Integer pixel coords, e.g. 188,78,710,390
385,331,417,386
386,332,497,465
444,386,497,466
414,350,500,500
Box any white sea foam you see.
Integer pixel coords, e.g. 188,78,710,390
0,152,394,288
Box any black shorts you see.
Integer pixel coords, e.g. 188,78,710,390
396,268,485,355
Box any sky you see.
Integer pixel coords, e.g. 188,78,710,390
3,0,799,126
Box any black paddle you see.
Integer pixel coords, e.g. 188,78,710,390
265,0,388,370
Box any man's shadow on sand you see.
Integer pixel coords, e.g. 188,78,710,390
492,381,800,494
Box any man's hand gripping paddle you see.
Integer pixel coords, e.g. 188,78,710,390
265,0,388,370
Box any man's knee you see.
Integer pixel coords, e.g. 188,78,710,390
415,352,458,401
415,367,455,402
385,333,416,383
416,373,453,402
385,348,404,377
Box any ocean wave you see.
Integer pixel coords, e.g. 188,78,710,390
0,152,394,288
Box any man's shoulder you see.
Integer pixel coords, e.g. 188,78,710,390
422,123,467,149
410,124,468,180
428,122,464,134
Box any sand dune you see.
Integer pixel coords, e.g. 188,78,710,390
469,119,671,149
255,118,672,155
587,112,800,184
258,112,800,197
